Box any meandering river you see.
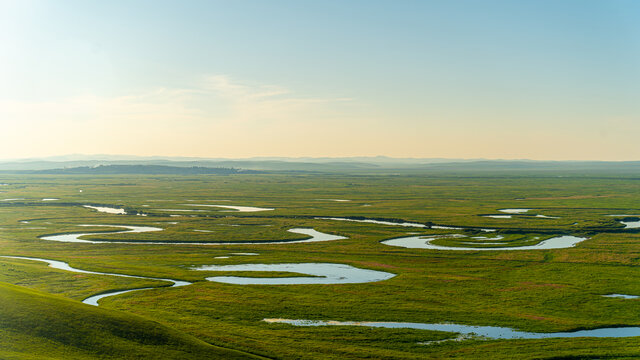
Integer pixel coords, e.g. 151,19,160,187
192,263,395,285
381,235,587,251
264,319,640,340
39,225,346,245
0,256,190,306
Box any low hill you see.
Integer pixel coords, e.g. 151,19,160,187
2,156,640,175
0,282,263,359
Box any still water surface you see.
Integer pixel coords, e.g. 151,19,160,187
264,319,640,339
193,263,395,285
382,235,587,251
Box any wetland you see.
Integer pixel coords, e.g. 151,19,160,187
2,172,640,359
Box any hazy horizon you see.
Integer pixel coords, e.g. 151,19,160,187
4,153,640,164
2,0,639,160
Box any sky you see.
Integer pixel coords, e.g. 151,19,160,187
1,0,639,161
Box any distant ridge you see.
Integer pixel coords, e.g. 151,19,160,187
31,165,261,175
2,156,640,175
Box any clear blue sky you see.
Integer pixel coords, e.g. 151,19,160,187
1,0,639,160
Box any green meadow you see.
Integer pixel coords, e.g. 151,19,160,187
1,172,640,359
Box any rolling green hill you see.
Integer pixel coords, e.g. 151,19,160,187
0,281,264,360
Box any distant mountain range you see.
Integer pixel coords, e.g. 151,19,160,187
1,155,640,174
30,165,260,175
2,154,478,164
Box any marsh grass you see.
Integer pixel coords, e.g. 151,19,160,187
1,173,640,358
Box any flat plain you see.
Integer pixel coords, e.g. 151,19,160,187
1,171,640,359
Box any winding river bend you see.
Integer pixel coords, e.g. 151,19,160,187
192,263,395,285
2,256,394,304
41,225,162,243
317,217,472,231
381,235,587,251
83,205,126,215
0,256,190,306
181,204,274,212
315,216,588,251
39,225,346,245
264,319,640,340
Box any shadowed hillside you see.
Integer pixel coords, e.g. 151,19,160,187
0,282,264,360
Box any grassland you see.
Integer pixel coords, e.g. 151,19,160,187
1,172,640,359
0,282,263,359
